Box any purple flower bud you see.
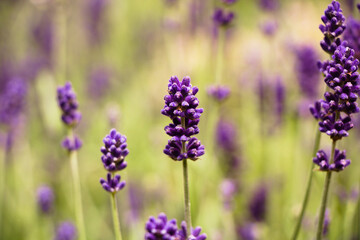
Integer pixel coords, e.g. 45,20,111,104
100,129,129,172
62,136,82,151
100,173,126,193
145,213,178,239
212,8,234,27
57,82,82,127
207,85,230,102
36,185,54,214
54,222,77,240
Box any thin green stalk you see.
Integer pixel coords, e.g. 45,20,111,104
316,140,336,240
181,117,192,236
69,129,87,240
215,28,225,84
110,191,123,240
292,129,321,240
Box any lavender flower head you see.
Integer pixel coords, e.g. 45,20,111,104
207,85,230,102
145,213,178,240
100,173,126,193
213,8,234,27
177,221,207,240
0,77,27,126
100,129,129,172
162,76,205,161
57,82,82,127
319,1,346,54
313,149,350,172
36,185,54,214
249,184,268,222
294,45,320,100
54,222,77,240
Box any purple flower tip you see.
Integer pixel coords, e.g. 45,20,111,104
57,82,82,127
100,173,126,193
62,136,82,151
178,221,207,240
36,185,54,214
54,222,77,240
313,149,350,172
145,213,178,239
100,128,129,172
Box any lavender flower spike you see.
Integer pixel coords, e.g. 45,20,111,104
100,173,126,193
100,129,129,172
54,222,77,240
313,149,350,172
36,185,54,214
57,82,82,127
145,213,178,240
178,221,207,240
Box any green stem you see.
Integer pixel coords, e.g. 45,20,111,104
110,191,122,240
69,129,87,240
292,129,321,240
316,140,336,240
181,117,192,236
215,28,225,84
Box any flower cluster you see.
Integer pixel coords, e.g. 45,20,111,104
145,213,207,240
313,149,350,172
57,82,82,127
207,85,230,102
212,0,236,28
99,128,128,193
310,1,357,172
36,185,54,214
319,0,346,54
162,76,204,161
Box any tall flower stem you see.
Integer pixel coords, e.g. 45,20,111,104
292,129,321,240
181,117,192,236
68,128,87,240
110,189,123,240
316,140,336,240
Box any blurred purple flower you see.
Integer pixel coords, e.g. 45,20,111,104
86,0,109,45
216,119,237,152
62,136,82,151
88,67,110,99
213,8,234,27
54,222,77,240
237,223,258,240
207,85,230,102
36,185,54,214
249,184,268,222
294,45,320,100
343,16,360,59
260,20,278,36
0,77,27,126
258,0,278,12
220,178,237,210
275,77,285,124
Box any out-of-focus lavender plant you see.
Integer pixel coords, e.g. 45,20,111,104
161,76,204,236
249,184,268,222
343,16,360,60
260,20,278,37
237,223,258,240
36,185,54,214
85,0,109,45
275,77,285,125
57,82,86,240
258,0,278,12
294,45,320,100
87,67,110,99
207,85,230,102
99,128,129,240
54,221,77,240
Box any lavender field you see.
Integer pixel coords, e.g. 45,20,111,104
1,0,360,239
